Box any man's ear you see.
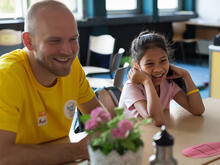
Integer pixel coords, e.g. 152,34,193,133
22,32,34,50
132,59,141,71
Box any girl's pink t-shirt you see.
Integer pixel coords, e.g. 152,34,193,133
119,79,181,118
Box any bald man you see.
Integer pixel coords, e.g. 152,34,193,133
0,1,101,164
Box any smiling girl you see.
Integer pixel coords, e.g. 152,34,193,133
119,31,205,126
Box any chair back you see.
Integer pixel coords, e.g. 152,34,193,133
110,48,125,72
114,65,130,89
86,34,115,66
172,22,187,42
95,86,121,117
0,29,23,56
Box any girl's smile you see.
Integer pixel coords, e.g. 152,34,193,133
138,47,169,86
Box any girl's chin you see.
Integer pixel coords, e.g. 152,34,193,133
152,77,164,85
153,82,161,87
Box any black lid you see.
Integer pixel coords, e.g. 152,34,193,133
213,33,220,46
153,125,174,146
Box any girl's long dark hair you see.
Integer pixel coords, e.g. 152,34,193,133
130,30,186,93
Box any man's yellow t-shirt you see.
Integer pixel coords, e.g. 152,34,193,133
0,49,95,144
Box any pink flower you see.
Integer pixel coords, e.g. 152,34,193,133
111,120,132,139
91,107,103,118
85,118,98,130
118,120,132,132
99,111,111,123
111,128,127,139
90,107,111,124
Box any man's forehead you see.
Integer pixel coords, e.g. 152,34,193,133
36,9,76,27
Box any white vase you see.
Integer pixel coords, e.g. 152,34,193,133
88,145,144,165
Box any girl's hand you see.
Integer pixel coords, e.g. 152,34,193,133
128,67,151,84
166,64,189,80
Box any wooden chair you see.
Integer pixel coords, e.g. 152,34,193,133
83,34,119,78
95,86,121,117
0,29,23,56
172,22,199,62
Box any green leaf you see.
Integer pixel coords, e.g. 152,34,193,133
80,115,91,124
91,138,102,147
114,107,124,116
135,118,152,129
120,139,136,151
129,118,136,123
107,115,123,128
115,142,126,155
129,130,141,139
102,143,114,155
94,122,109,132
134,138,144,147
100,130,111,139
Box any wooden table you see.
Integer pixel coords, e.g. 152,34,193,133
47,134,88,165
185,19,220,41
141,98,220,165
55,98,220,165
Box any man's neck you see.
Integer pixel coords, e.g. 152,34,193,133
27,52,57,87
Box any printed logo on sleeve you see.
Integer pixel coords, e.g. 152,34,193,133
64,100,76,119
38,111,47,126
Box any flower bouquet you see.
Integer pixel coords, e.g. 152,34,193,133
80,107,152,165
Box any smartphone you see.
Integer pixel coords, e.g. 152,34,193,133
167,67,173,77
167,67,187,93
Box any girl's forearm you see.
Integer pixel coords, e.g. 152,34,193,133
143,80,165,126
183,72,205,115
183,72,197,91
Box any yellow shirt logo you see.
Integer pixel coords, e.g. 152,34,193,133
38,111,47,126
64,100,76,119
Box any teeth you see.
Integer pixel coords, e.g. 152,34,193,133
56,58,68,62
153,75,162,78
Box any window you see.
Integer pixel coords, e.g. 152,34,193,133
0,0,83,20
28,0,83,19
28,0,76,11
0,0,23,19
106,0,140,14
158,0,180,13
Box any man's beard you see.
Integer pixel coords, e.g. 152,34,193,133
36,53,74,77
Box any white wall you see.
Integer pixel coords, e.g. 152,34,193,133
196,0,220,22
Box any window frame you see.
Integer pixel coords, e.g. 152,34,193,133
0,0,83,20
106,0,141,15
73,0,84,19
158,0,182,14
0,0,24,19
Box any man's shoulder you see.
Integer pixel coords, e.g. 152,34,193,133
0,49,26,70
0,49,28,78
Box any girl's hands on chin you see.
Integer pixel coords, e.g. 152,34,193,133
128,67,151,84
166,64,189,80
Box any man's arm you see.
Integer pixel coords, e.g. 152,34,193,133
77,96,102,114
0,130,89,165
